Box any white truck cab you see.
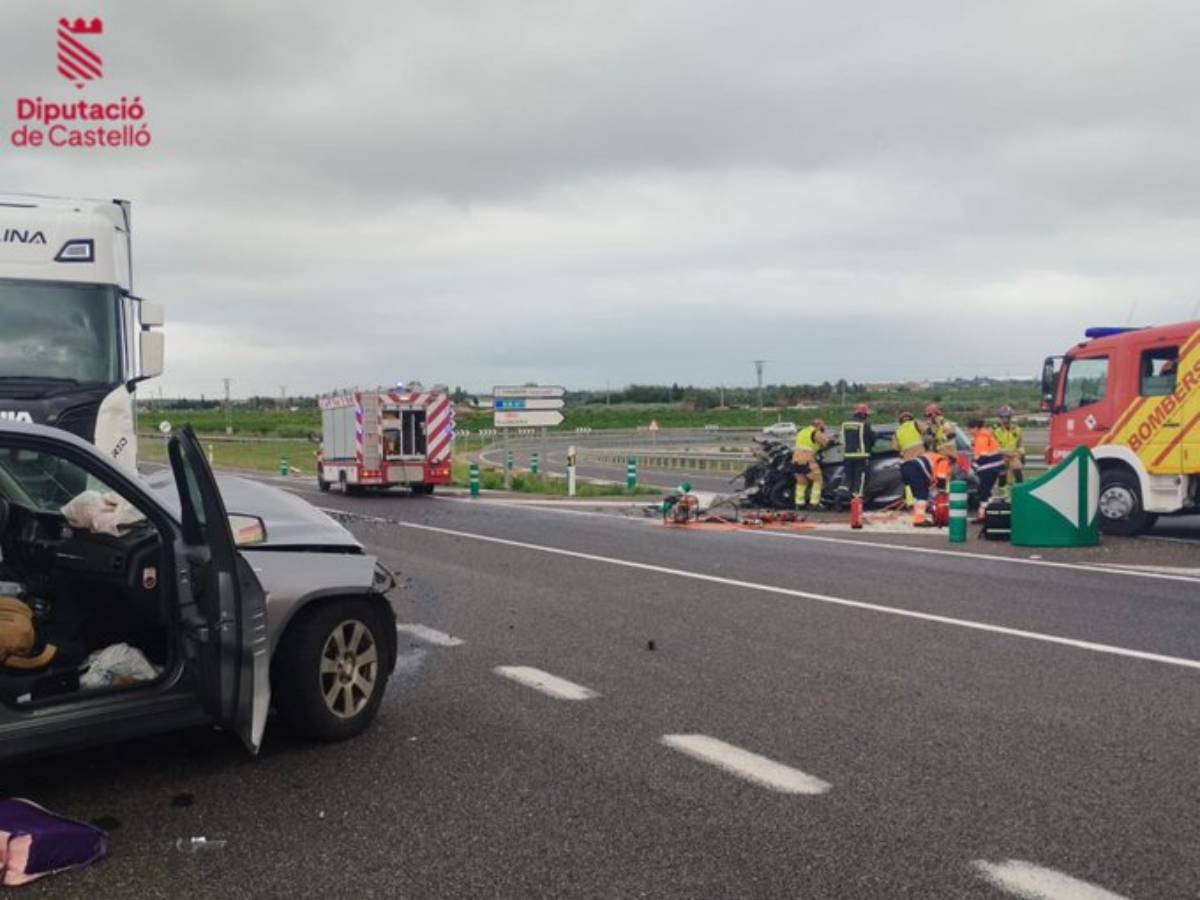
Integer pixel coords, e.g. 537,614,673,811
0,194,163,470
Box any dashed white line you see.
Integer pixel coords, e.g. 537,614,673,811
396,521,1200,673
660,734,831,795
395,624,465,647
494,666,599,701
972,859,1129,900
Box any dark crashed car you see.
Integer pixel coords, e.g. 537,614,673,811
739,422,979,509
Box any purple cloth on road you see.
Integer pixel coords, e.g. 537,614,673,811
0,798,107,885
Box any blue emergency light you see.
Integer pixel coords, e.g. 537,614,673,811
1083,326,1146,339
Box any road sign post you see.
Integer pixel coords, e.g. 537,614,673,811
469,463,480,497
567,445,577,497
627,457,637,490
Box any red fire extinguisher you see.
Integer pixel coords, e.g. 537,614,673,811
850,496,863,529
932,492,950,528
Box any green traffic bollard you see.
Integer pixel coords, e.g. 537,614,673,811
469,462,480,497
530,451,539,475
506,450,513,471
627,457,637,490
949,479,967,543
279,456,290,477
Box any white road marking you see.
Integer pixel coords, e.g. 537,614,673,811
972,859,1129,899
1096,563,1200,577
395,624,465,647
397,521,1200,672
747,529,1200,585
660,734,831,795
494,666,599,700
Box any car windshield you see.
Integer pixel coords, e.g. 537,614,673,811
0,446,95,510
0,279,121,385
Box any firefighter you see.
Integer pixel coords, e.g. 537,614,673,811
893,411,926,508
967,417,1005,513
923,403,958,453
839,404,875,503
794,419,832,510
993,405,1024,499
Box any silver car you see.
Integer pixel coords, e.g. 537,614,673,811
0,423,397,762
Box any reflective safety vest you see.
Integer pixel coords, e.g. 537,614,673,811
914,452,947,486
840,420,870,458
994,423,1023,451
973,427,1000,457
895,420,923,452
795,426,819,452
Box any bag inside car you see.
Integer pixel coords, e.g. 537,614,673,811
0,446,168,707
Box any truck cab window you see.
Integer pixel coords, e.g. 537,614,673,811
0,280,121,385
1062,356,1109,410
1140,347,1178,397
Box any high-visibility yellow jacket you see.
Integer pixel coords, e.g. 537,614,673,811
895,420,924,452
796,426,819,451
994,423,1023,452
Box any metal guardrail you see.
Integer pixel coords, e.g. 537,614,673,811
589,449,1049,476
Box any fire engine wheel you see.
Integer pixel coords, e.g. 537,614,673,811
273,600,389,742
1097,468,1157,536
411,484,434,495
317,469,330,492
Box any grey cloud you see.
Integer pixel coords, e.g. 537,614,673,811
3,0,1199,396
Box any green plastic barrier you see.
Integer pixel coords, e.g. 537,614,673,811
1010,445,1099,547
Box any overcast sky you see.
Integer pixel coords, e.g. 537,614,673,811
4,1,1200,397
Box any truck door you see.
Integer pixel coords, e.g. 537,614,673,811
401,409,427,456
1134,344,1184,474
1056,354,1113,455
169,426,270,754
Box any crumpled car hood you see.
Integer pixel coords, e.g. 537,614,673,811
143,469,360,550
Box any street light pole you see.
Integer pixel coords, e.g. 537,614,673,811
753,360,765,423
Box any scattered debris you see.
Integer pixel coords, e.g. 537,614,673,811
647,640,656,651
79,643,159,689
175,836,226,854
170,793,194,809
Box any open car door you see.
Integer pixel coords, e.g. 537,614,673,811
169,426,270,753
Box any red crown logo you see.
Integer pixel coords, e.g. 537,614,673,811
59,17,103,35
56,17,104,89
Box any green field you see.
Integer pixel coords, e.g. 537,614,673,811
144,383,1039,441
139,436,318,474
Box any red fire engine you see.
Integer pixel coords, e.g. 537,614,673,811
1041,322,1200,534
317,389,455,495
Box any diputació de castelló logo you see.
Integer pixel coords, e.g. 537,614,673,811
10,16,152,149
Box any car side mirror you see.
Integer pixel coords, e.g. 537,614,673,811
228,514,267,547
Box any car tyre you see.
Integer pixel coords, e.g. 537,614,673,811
767,477,794,509
273,600,390,741
1097,468,1157,536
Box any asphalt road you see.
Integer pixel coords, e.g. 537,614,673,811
5,481,1200,899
